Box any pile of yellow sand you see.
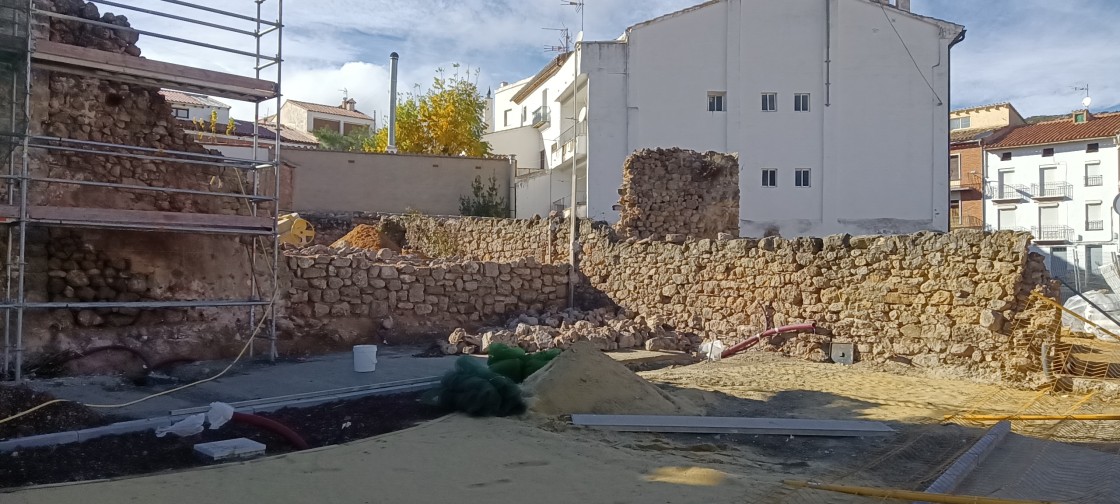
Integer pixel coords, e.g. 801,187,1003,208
331,224,401,251
523,341,699,416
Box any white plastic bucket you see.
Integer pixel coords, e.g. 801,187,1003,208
353,345,378,373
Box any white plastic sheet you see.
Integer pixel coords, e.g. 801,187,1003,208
698,340,726,361
154,402,236,438
1062,290,1120,342
206,402,235,430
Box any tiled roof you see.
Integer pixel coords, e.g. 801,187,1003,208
159,90,230,109
285,99,373,120
987,112,1120,149
178,118,320,145
950,126,1004,144
512,52,571,105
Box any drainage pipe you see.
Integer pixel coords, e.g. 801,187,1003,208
230,412,310,450
721,322,817,359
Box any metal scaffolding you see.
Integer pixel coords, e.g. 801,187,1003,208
0,0,284,381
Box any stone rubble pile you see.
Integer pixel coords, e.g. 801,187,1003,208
440,307,704,355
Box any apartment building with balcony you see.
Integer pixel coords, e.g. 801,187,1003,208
948,103,1023,230
984,110,1120,291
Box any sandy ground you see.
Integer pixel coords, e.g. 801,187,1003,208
7,351,1120,503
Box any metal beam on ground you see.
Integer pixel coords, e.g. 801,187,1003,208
570,414,896,437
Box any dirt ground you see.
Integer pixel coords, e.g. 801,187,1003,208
0,386,109,440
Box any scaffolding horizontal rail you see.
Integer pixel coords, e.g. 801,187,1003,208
0,299,271,310
159,0,281,27
26,135,276,168
90,0,259,37
23,177,276,202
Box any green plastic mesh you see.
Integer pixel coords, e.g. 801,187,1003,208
425,356,527,417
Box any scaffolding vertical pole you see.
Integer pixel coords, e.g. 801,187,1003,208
245,0,263,358
269,0,283,361
13,0,30,381
2,5,18,378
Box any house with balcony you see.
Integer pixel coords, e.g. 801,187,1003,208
948,103,1023,230
983,110,1120,292
486,0,964,234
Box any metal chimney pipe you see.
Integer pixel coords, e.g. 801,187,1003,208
388,52,399,153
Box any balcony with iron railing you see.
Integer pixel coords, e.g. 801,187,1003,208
1085,175,1104,187
950,215,984,230
532,106,550,128
1086,220,1105,231
1030,182,1073,200
1031,225,1074,243
950,172,983,193
988,183,1028,202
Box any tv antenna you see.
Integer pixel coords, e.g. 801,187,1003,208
339,88,349,101
562,0,585,32
543,27,571,53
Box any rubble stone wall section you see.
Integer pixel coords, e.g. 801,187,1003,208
280,247,570,341
615,148,740,240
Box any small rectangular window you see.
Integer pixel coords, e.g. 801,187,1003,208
794,93,810,112
521,106,527,125
761,169,777,187
795,169,811,187
761,93,776,112
539,149,547,169
1000,152,1012,161
1075,113,1086,123
1087,143,1099,153
707,92,726,112
950,117,971,130
949,155,961,181
173,108,190,119
503,109,511,127
1086,162,1102,186
1042,148,1054,157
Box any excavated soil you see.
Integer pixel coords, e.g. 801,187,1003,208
0,391,445,489
0,386,108,440
522,341,699,416
330,224,401,251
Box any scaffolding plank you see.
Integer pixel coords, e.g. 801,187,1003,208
570,415,896,437
32,41,277,102
27,205,272,233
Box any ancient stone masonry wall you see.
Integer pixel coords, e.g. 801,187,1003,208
615,148,740,240
280,245,569,346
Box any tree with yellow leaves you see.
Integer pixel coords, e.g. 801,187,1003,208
367,64,491,157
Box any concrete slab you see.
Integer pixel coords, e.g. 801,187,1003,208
26,346,459,419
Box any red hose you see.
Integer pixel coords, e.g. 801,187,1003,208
720,322,817,359
230,412,310,450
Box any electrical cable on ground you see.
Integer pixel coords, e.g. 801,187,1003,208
0,295,276,426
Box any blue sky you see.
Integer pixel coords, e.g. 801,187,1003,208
126,0,1119,121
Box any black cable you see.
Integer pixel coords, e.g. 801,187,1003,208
879,2,944,106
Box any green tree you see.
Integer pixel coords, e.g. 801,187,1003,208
459,175,508,217
369,64,491,157
313,127,375,151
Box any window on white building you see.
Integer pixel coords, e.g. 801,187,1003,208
1086,203,1103,231
794,169,810,187
503,109,511,127
1087,143,1099,153
761,169,777,187
998,207,1016,230
1042,147,1054,157
521,106,527,125
794,93,810,112
1000,152,1012,161
1087,245,1104,274
1039,205,1058,228
950,117,971,130
707,92,726,112
761,93,776,112
1050,247,1069,278
172,108,189,119
1086,162,1102,186
949,155,961,181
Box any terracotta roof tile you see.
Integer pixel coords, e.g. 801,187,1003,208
285,99,373,120
512,52,571,105
950,126,1002,143
987,112,1120,149
159,90,229,109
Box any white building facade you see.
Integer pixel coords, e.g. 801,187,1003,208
984,112,1120,294
489,0,963,234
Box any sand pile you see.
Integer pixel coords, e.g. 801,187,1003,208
523,341,699,416
331,224,401,251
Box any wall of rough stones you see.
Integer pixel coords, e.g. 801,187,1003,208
615,148,739,240
279,245,570,346
401,212,1060,381
15,0,264,368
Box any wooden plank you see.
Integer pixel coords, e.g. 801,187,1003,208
32,41,277,101
570,415,896,437
28,205,271,231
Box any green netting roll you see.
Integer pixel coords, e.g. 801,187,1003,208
429,356,527,417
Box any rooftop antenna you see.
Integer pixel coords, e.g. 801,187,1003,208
339,88,349,101
562,0,585,32
1074,84,1091,108
543,27,571,53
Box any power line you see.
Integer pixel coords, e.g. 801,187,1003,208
879,2,943,106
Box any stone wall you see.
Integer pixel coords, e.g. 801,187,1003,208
280,245,570,346
399,213,1061,382
615,148,739,240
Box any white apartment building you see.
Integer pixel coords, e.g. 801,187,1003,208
984,111,1120,292
487,0,964,235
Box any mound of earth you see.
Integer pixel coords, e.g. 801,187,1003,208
0,385,106,440
331,223,402,251
522,341,699,416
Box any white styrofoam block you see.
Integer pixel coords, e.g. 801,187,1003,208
193,438,266,462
